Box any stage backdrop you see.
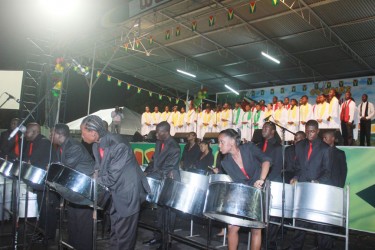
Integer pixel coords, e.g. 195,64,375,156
131,142,375,234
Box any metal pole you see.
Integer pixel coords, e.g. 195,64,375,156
87,43,96,115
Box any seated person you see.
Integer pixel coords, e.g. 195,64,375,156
187,140,214,175
180,132,201,170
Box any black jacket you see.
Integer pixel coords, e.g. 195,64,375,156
145,136,181,180
56,137,94,176
24,134,55,169
181,143,201,169
0,130,23,160
294,138,333,184
93,133,150,218
258,137,282,182
331,147,347,188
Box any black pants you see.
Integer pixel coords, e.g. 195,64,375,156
341,121,354,146
109,207,139,250
360,120,371,146
36,189,59,239
67,203,93,250
289,220,334,250
154,207,176,242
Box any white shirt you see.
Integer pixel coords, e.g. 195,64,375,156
358,101,375,120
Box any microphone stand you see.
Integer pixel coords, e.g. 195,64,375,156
0,96,12,109
265,119,295,249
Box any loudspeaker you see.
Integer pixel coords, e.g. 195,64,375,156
145,130,157,142
173,133,190,144
251,129,281,145
132,131,144,142
203,132,220,144
318,129,343,146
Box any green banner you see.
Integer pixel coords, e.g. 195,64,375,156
131,143,375,233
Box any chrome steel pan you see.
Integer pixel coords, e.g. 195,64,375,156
293,182,346,227
180,170,209,190
49,163,110,209
269,181,294,218
0,159,16,179
158,178,207,216
204,182,266,228
146,177,163,204
208,174,233,183
11,161,47,189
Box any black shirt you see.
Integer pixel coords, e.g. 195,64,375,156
221,142,272,186
181,143,201,169
258,137,282,182
24,134,55,168
331,146,347,188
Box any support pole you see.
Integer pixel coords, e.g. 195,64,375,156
87,43,96,115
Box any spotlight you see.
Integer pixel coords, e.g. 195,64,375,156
261,51,280,64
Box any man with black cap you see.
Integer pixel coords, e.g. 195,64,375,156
80,115,150,250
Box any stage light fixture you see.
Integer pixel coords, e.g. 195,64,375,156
261,51,280,64
225,84,239,95
177,69,196,78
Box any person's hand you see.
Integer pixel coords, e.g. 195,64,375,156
254,179,265,189
301,121,306,125
347,121,352,125
212,168,219,174
288,121,294,125
311,180,319,184
327,116,331,121
317,119,322,123
290,178,298,185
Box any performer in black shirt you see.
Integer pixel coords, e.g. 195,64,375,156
188,140,214,175
24,123,58,243
289,120,333,250
180,132,201,170
50,124,94,250
218,129,271,250
284,131,306,183
0,118,21,160
81,115,150,250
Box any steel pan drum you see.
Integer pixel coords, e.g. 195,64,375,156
180,170,209,190
146,177,163,204
293,183,346,227
269,181,294,218
0,159,16,178
49,163,110,209
158,177,207,216
12,161,47,189
209,174,232,183
204,182,266,228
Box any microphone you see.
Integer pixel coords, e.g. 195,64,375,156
5,92,20,103
8,125,26,140
263,115,272,122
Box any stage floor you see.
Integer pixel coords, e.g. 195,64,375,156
0,205,374,249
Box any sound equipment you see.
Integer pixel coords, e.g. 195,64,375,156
145,130,157,143
173,132,190,143
318,129,343,146
203,132,220,144
132,131,144,142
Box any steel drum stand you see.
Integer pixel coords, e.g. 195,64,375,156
92,169,98,250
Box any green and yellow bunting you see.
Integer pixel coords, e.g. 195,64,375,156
249,1,256,13
127,83,131,90
192,21,197,31
149,91,153,97
136,40,140,49
149,36,153,45
52,81,62,97
96,70,101,78
272,0,279,6
168,96,172,102
353,79,358,86
117,80,122,87
124,43,129,52
175,26,181,36
176,98,180,104
159,94,163,100
209,16,215,27
227,9,234,21
165,30,171,40
367,78,372,85
137,87,142,94
107,75,112,82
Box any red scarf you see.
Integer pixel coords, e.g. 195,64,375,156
340,100,351,122
14,133,20,157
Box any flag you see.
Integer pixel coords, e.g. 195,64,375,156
192,21,197,31
137,87,142,94
149,36,153,45
168,96,172,102
353,79,358,86
261,90,264,95
367,78,372,85
314,83,319,89
165,30,171,40
339,81,344,87
326,82,331,88
96,70,101,78
175,26,181,36
270,89,274,94
227,8,234,21
73,66,78,71
272,0,279,6
124,43,129,51
52,81,62,97
107,75,112,82
117,80,122,87
149,91,153,97
209,16,215,27
127,83,131,90
136,40,140,49
159,94,163,100
292,86,296,92
281,88,284,93
176,98,180,104
303,85,307,91
249,1,256,13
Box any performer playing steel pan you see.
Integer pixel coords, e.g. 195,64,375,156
218,129,271,250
